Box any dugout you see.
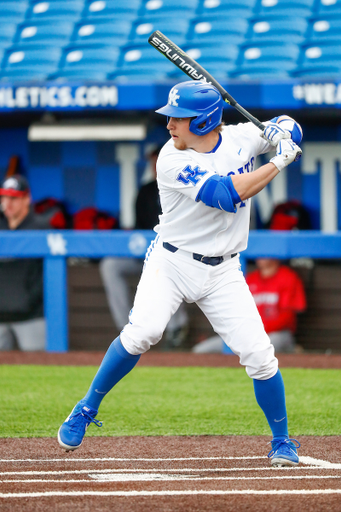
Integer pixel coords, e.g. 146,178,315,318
1,81,341,353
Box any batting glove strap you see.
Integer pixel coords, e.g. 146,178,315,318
270,140,302,171
260,122,291,146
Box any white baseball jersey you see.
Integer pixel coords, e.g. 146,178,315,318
155,122,272,256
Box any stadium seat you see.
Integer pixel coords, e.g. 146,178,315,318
138,0,199,19
129,18,190,46
0,24,17,50
293,62,341,78
83,0,142,20
294,44,341,76
0,48,5,67
167,44,239,80
1,47,62,79
233,43,300,76
15,21,74,47
248,17,308,45
0,1,28,24
306,18,341,45
58,45,120,76
187,17,248,46
72,20,132,47
197,0,257,19
109,67,170,82
315,0,341,17
27,1,84,21
254,0,315,18
230,67,292,79
116,44,174,76
0,69,57,81
49,68,109,80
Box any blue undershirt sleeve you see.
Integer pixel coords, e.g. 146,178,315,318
196,175,241,213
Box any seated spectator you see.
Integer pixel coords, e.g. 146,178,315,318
193,258,306,354
99,146,188,350
246,258,307,353
0,175,50,351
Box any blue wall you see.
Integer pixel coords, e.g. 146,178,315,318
1,123,341,229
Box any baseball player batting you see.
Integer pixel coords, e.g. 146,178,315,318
58,81,302,467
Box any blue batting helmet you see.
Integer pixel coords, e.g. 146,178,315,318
156,81,224,136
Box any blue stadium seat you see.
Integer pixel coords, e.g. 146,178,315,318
233,43,300,77
15,21,74,47
109,67,170,82
248,17,308,45
306,18,341,45
0,69,56,81
1,47,62,79
293,62,341,77
72,20,132,47
0,1,28,23
0,48,5,67
315,0,341,17
58,45,120,75
295,44,341,76
116,44,174,76
49,68,109,80
83,0,141,20
254,0,315,17
187,18,248,45
167,44,239,80
27,1,84,21
197,0,257,19
129,18,190,46
230,68,292,79
0,24,17,50
139,0,199,19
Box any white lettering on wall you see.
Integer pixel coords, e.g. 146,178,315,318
0,85,118,109
116,144,140,229
301,143,341,232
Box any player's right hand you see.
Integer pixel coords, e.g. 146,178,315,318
260,122,291,146
270,139,302,171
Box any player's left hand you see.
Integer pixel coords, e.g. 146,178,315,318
270,139,302,171
260,122,291,146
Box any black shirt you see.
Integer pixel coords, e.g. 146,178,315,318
135,180,161,230
0,210,50,322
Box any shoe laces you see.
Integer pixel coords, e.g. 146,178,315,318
268,438,300,458
69,408,103,433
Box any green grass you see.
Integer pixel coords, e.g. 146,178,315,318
1,365,340,438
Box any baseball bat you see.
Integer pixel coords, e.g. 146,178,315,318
148,30,266,131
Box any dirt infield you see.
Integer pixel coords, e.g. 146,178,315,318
1,351,341,368
1,351,340,511
0,436,340,512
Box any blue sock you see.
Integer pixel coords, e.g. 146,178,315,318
253,369,288,442
83,336,140,410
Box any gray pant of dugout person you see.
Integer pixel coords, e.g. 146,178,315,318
192,331,296,354
99,256,188,347
0,318,46,351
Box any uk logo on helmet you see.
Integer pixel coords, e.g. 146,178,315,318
168,88,180,107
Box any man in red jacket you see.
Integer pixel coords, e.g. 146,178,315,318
193,258,306,354
246,258,307,353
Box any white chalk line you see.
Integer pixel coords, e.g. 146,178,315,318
1,456,340,469
0,456,265,463
1,489,341,498
1,475,340,483
1,465,340,477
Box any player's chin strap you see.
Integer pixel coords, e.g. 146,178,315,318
196,175,241,213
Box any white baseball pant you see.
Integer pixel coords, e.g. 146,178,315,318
121,237,278,380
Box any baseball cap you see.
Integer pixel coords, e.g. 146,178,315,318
0,175,30,197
